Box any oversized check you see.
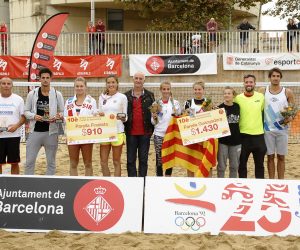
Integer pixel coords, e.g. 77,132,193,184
66,115,117,145
177,108,230,145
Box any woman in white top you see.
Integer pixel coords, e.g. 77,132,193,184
98,75,128,176
184,80,213,177
64,77,97,176
151,81,181,176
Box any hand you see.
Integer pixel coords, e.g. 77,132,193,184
7,124,19,133
34,115,43,122
152,112,158,119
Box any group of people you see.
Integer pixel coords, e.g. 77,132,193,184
287,18,300,52
86,19,106,55
0,67,295,180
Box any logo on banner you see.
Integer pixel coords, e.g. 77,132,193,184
226,56,234,65
53,58,62,71
80,58,89,70
265,58,273,65
165,181,216,232
73,180,124,231
146,56,164,74
0,59,8,71
106,57,115,70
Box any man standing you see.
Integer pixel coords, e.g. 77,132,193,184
0,21,8,55
95,19,106,54
235,74,266,178
0,77,25,174
262,67,295,179
237,18,255,53
24,67,64,175
124,72,155,177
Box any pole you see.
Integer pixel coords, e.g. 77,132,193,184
91,0,95,25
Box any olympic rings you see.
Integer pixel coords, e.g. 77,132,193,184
174,216,206,231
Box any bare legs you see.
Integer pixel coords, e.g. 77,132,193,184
0,163,20,174
267,154,285,179
100,144,123,176
68,144,93,176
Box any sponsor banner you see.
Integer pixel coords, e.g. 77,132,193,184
28,13,69,81
224,53,300,70
129,54,217,76
65,115,118,145
177,109,230,145
0,176,144,233
0,55,122,78
144,177,300,236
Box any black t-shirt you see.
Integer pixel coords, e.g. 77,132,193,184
34,88,50,132
218,102,241,145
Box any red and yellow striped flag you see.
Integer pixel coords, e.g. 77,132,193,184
162,116,218,177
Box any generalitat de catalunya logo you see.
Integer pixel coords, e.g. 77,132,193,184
73,180,124,231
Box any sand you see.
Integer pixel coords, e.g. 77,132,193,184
1,141,300,249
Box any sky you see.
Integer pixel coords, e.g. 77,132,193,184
260,1,287,30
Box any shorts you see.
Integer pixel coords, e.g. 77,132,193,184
101,133,126,147
264,130,288,155
0,137,21,164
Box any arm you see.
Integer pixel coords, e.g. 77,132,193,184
286,88,295,105
7,115,26,133
24,91,38,120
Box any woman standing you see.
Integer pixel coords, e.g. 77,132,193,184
217,87,241,178
151,81,181,176
64,77,97,176
184,81,213,177
98,75,128,176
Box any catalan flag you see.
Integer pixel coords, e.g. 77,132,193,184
162,116,218,177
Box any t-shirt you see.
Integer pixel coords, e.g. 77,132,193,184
235,91,264,135
0,93,24,138
98,92,128,133
218,103,241,145
34,88,49,132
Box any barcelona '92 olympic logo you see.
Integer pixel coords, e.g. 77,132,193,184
175,216,206,231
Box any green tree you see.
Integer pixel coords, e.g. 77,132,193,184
263,0,300,19
116,0,271,31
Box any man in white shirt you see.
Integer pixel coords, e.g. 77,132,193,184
0,77,25,174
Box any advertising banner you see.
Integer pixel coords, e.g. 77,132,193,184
177,108,230,145
129,54,217,76
65,115,118,145
223,53,300,70
28,13,69,81
144,177,300,236
0,176,144,233
0,55,122,78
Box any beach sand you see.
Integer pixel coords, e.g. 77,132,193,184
1,142,300,249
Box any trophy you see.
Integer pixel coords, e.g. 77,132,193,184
117,113,126,119
42,105,50,122
0,117,8,132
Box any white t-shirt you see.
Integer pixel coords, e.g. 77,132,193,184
99,92,128,133
0,93,24,138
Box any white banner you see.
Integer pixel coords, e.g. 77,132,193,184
144,177,300,236
129,54,217,76
223,53,300,70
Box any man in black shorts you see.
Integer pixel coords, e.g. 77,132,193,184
0,77,25,174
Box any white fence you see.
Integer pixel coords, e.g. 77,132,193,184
1,30,299,57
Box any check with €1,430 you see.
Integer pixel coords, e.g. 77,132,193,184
66,115,118,145
177,108,231,145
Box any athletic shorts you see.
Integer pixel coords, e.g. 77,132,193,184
101,133,126,146
264,130,288,155
0,137,21,164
